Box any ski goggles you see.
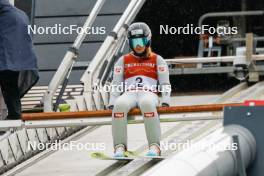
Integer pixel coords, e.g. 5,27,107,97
129,37,148,48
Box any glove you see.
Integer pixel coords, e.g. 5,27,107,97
161,103,170,107
108,105,114,110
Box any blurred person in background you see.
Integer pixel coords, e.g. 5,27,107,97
0,0,39,121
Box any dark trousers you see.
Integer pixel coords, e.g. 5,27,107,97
0,70,21,120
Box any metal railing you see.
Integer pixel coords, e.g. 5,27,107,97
198,11,264,28
80,0,146,110
197,10,264,57
0,126,83,174
43,0,106,112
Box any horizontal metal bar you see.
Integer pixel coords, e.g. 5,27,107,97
25,117,110,128
166,54,264,64
222,36,264,42
0,115,222,130
167,56,234,63
169,66,234,75
22,103,242,121
198,10,264,28
169,65,264,76
0,120,22,131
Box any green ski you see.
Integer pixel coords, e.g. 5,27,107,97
90,151,139,160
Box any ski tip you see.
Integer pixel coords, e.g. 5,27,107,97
90,152,106,159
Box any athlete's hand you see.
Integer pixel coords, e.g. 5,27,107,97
161,103,169,107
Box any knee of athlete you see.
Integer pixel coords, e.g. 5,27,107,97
139,98,156,111
113,99,130,113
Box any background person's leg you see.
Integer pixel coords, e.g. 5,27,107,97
138,91,161,146
0,86,8,120
0,71,21,120
112,92,137,148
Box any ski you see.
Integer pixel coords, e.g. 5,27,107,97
90,151,165,161
91,151,138,160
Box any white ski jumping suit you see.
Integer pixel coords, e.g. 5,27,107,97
109,52,171,147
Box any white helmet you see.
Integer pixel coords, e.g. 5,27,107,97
127,22,152,56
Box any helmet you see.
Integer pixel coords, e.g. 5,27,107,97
127,22,152,56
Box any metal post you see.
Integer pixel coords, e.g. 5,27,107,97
246,33,259,82
53,61,75,112
240,0,247,36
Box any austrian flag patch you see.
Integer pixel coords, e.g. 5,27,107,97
144,112,155,118
114,112,124,118
114,66,122,74
158,66,166,72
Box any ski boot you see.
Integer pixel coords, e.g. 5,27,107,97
114,144,126,157
146,143,161,156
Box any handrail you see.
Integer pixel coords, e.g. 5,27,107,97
22,103,243,121
166,54,264,64
43,0,106,112
99,0,146,87
197,11,264,57
80,0,146,110
80,0,144,88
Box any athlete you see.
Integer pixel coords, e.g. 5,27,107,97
108,22,171,157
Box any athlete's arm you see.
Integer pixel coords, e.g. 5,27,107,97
157,55,171,106
108,56,124,108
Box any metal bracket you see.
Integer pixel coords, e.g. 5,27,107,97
68,46,79,59
232,135,247,176
246,33,259,83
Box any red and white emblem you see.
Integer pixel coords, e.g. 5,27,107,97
158,66,166,72
114,112,124,118
114,66,122,74
144,112,155,118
